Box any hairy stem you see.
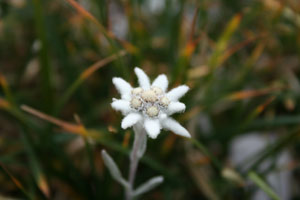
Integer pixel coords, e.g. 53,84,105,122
125,123,147,200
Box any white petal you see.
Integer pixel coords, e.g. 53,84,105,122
112,77,132,100
134,67,151,90
167,102,186,115
166,85,189,101
121,113,142,129
152,74,168,92
161,118,191,138
144,119,161,139
111,99,131,115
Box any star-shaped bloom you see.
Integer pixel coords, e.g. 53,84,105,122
111,67,191,139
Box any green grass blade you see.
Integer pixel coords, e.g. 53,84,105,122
248,171,280,200
32,0,53,112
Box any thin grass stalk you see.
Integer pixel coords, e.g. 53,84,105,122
32,0,53,112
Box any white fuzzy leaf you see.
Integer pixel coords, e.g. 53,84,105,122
134,67,151,90
152,74,168,92
101,150,129,188
166,85,189,101
133,176,164,197
111,99,131,115
144,119,161,139
112,77,132,100
121,113,142,129
167,102,186,115
161,117,191,138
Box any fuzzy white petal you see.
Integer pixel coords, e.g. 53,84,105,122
161,118,191,138
167,102,186,115
111,99,131,115
134,67,151,90
166,85,189,101
144,119,161,139
112,78,132,100
152,74,168,92
121,113,142,129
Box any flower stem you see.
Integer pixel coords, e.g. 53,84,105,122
125,123,147,200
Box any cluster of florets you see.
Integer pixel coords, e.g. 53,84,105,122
111,67,191,139
130,86,170,118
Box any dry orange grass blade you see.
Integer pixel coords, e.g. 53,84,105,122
254,96,276,115
80,50,127,80
180,6,201,58
181,35,202,58
65,0,111,36
219,36,259,65
226,87,282,101
209,14,242,69
0,163,27,196
21,105,87,136
243,96,276,125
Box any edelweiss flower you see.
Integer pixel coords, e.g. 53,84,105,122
111,67,191,139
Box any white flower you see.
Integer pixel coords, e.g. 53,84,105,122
111,67,191,139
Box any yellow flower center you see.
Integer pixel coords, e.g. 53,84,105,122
130,86,170,118
146,106,159,117
141,90,157,102
130,98,142,109
132,87,143,95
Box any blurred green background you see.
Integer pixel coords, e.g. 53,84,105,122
0,0,300,199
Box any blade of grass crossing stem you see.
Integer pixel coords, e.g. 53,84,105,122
20,105,178,183
32,0,53,112
248,171,280,200
20,128,50,198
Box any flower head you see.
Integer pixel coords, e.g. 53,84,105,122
111,67,191,139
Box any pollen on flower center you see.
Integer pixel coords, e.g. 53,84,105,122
131,98,142,109
151,86,163,95
141,90,157,102
132,87,143,95
130,86,170,118
146,106,159,117
160,96,170,106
